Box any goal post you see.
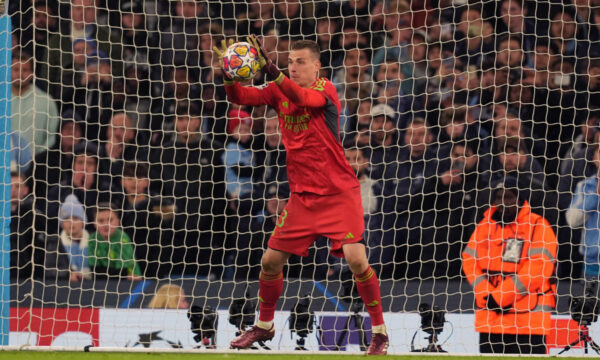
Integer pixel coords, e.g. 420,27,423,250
0,0,9,346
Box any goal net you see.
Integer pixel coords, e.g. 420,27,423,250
3,0,600,354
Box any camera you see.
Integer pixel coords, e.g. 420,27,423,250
419,303,445,336
411,303,447,353
570,281,600,326
289,295,315,350
228,293,256,330
187,305,218,346
290,296,314,338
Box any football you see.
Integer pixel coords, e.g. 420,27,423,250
222,41,261,80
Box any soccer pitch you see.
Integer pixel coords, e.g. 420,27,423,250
0,353,595,360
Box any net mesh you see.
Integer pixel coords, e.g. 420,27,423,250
4,0,600,353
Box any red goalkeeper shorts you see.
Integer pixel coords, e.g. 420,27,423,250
268,186,365,258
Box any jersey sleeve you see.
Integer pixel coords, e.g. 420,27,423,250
278,76,327,108
225,82,278,108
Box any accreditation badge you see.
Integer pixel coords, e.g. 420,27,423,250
502,237,524,263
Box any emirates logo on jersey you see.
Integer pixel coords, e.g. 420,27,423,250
280,111,310,133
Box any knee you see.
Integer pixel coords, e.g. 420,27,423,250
344,249,368,274
261,253,283,274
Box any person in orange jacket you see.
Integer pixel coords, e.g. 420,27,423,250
462,175,557,354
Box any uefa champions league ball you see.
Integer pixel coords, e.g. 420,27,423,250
222,42,261,80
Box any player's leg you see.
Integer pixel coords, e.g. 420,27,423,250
230,248,290,349
257,248,291,328
343,242,389,355
343,242,384,328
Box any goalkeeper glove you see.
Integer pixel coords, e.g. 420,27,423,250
212,38,236,85
247,34,282,82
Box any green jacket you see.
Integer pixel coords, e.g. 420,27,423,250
88,228,141,276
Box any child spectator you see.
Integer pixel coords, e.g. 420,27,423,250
88,202,142,280
59,194,91,282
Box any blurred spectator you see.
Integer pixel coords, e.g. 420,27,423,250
346,147,379,217
11,50,59,155
89,202,142,280
74,54,118,141
197,23,224,82
150,66,200,145
493,112,545,163
549,7,587,70
371,22,412,78
333,48,372,131
58,194,91,282
120,1,158,68
567,140,600,279
274,0,314,39
98,112,143,188
437,105,491,160
31,114,83,200
454,5,495,68
120,162,175,278
31,1,59,92
496,35,526,74
148,284,189,309
251,110,287,202
559,111,600,210
236,0,275,37
159,0,207,67
315,16,341,76
379,117,439,278
10,171,36,280
494,136,545,188
494,136,558,225
433,140,491,277
11,132,32,176
330,19,370,71
46,141,114,234
223,110,255,201
150,100,226,277
41,0,122,102
496,0,538,65
368,104,399,179
400,30,428,98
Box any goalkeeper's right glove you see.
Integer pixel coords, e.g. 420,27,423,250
247,34,282,82
212,39,236,85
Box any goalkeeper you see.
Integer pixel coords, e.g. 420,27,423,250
214,36,388,355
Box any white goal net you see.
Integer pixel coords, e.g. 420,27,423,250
3,0,600,354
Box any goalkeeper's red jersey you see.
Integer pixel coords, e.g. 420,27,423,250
225,77,359,195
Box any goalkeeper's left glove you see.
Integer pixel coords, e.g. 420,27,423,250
212,38,236,85
247,34,282,82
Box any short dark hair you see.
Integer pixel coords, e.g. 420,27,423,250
291,40,320,59
12,49,33,66
95,201,120,218
123,161,149,179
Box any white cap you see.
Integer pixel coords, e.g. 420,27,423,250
370,104,396,119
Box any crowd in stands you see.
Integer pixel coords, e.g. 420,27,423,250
7,0,600,281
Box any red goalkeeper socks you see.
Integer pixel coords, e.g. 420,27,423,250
355,267,385,326
258,270,284,322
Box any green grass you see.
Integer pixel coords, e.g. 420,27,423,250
0,354,593,360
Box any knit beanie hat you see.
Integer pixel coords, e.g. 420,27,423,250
59,194,87,224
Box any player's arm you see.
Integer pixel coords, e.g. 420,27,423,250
213,39,270,107
275,76,326,108
248,35,326,108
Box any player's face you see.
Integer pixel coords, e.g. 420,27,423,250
288,49,320,88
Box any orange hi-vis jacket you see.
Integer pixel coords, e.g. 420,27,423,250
462,201,557,336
